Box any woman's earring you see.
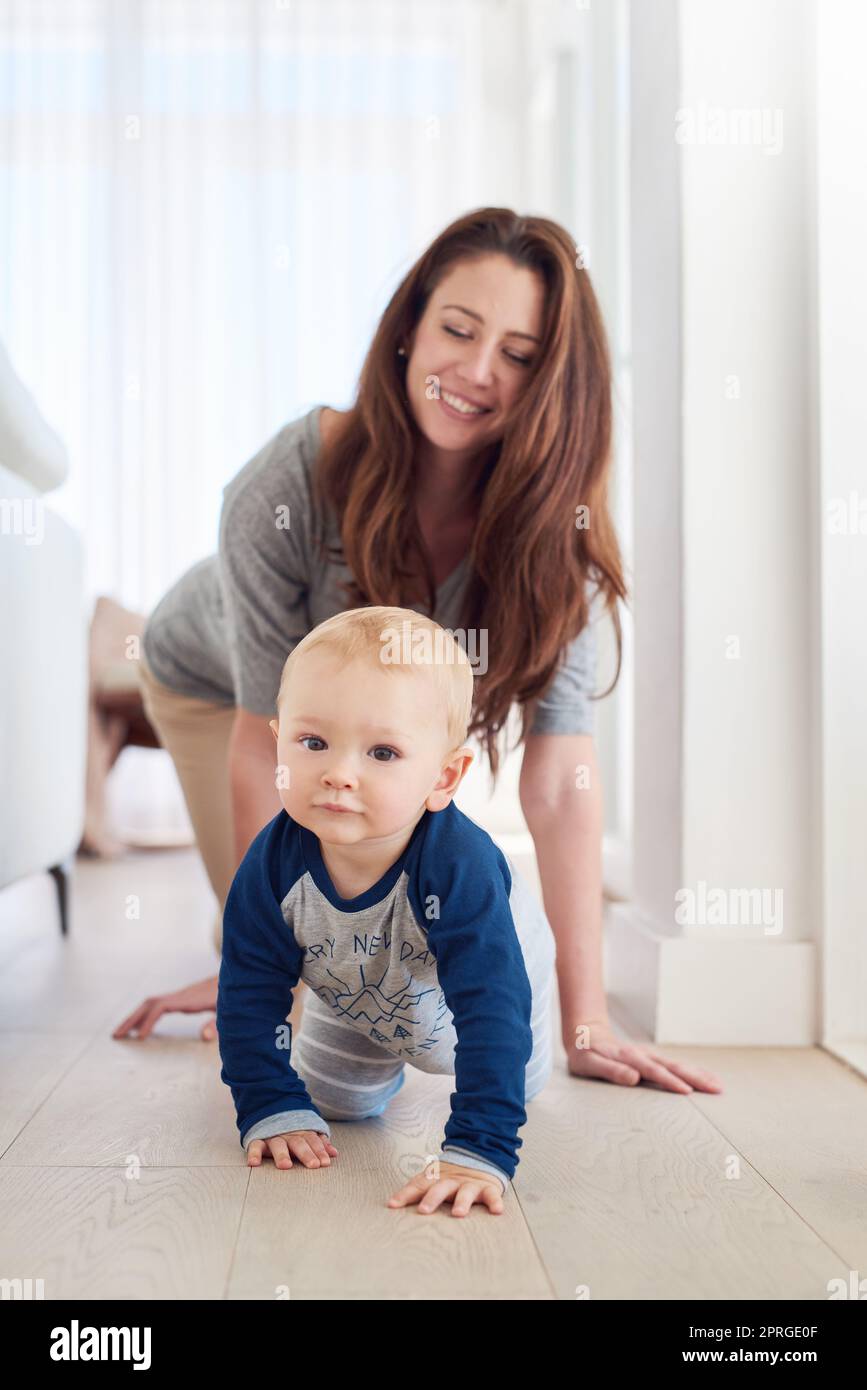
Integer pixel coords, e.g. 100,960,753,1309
397,346,406,357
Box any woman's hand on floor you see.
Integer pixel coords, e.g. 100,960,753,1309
387,1160,505,1216
566,1019,724,1093
112,975,219,1041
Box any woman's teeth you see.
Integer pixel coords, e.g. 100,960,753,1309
441,389,486,415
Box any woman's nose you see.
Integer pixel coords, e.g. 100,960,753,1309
460,342,496,385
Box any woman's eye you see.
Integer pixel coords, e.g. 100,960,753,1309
300,736,326,751
443,324,531,365
370,746,398,762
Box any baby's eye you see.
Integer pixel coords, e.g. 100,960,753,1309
299,736,326,751
370,746,399,762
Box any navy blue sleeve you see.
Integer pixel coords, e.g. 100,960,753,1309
216,812,331,1149
419,817,534,1191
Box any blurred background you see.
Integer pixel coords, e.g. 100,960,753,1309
0,0,863,1055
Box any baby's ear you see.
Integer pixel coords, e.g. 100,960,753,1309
269,719,279,740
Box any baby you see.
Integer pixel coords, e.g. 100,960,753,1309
216,605,556,1217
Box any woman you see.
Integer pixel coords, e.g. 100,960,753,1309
115,206,721,1097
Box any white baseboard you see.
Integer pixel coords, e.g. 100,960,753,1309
822,1039,867,1083
605,902,818,1044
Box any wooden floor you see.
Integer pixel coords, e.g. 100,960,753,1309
1,843,865,1301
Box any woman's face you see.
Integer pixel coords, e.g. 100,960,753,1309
403,253,544,456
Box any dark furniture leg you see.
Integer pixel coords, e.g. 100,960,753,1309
48,860,71,936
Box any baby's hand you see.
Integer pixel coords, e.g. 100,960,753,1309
246,1130,339,1171
387,1159,505,1216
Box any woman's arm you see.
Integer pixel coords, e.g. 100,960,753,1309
519,732,724,1094
228,708,284,866
519,733,607,1045
112,711,284,1042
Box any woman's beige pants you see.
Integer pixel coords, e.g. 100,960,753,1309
137,652,307,1016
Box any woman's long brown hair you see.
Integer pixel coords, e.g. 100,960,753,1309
311,206,629,781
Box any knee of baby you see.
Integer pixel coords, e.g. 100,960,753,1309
313,1099,388,1122
308,1072,404,1122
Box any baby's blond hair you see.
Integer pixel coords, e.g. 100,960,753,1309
275,606,474,752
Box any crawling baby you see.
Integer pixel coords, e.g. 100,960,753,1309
216,604,556,1217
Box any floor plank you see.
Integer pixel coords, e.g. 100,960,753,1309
0,845,864,1301
0,1166,247,1299
513,1068,850,1300
227,1069,553,1300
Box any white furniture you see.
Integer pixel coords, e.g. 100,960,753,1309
0,338,87,933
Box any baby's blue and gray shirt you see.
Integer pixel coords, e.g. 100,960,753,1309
216,800,554,1193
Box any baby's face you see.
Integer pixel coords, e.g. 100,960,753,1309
269,648,469,845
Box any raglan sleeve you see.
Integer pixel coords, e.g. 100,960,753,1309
217,432,314,718
424,847,534,1195
216,815,331,1149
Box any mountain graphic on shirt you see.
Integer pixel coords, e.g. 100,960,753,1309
314,970,436,1030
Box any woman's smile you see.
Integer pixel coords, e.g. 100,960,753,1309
438,387,493,420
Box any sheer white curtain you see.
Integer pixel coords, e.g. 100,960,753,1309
0,0,625,846
1,0,556,605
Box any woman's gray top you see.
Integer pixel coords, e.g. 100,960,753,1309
142,404,599,733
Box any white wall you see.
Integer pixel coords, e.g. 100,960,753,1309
680,0,815,945
608,0,819,1042
815,0,867,1048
